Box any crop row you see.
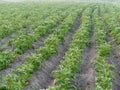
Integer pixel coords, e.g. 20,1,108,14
101,4,120,44
0,4,69,50
0,5,74,70
48,6,93,90
93,7,113,90
0,3,57,40
0,5,84,90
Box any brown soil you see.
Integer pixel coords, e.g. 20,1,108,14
74,9,96,90
24,10,84,90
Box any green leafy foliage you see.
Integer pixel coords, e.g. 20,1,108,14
0,6,82,90
93,7,113,90
0,4,72,70
48,7,92,90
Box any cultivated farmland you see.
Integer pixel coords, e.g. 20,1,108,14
0,1,120,90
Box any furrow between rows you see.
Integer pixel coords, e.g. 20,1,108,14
74,7,96,90
24,10,83,90
0,5,85,90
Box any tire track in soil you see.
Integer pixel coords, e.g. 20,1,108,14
0,19,63,80
24,10,84,90
74,9,96,90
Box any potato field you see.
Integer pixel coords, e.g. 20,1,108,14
0,1,120,90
